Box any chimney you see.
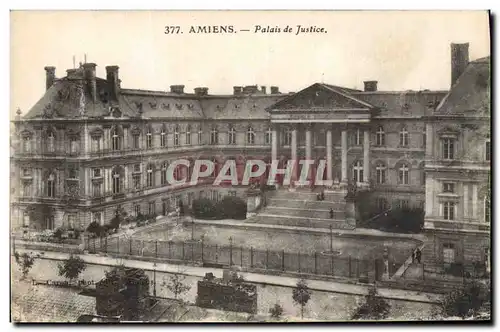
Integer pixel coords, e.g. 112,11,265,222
194,87,209,96
261,86,267,94
170,85,185,94
270,86,280,94
451,43,469,87
105,65,120,100
82,63,97,103
233,86,242,95
242,85,259,94
363,81,378,92
44,66,56,91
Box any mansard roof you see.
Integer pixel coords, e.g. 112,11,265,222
434,56,490,117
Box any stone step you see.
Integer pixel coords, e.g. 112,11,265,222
267,198,346,210
249,214,353,230
271,190,345,201
262,206,345,220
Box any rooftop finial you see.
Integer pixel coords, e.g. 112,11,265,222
84,53,87,64
16,107,21,115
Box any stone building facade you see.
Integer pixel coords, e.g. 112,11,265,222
11,43,490,270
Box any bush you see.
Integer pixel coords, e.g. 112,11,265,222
192,198,217,219
441,280,490,319
58,255,87,283
269,303,284,319
86,221,104,237
192,196,247,220
361,207,424,234
216,196,247,220
352,286,390,320
53,228,64,239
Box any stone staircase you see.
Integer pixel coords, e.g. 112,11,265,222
248,188,354,230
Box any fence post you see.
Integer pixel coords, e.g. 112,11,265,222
331,255,334,276
348,255,352,278
117,237,119,254
356,259,360,279
129,238,132,255
282,250,285,271
215,244,218,264
155,241,158,258
192,242,194,264
240,247,243,267
266,249,269,270
100,237,103,250
298,252,301,273
105,237,108,253
201,241,204,263
423,263,425,281
182,241,185,261
93,238,96,253
250,247,253,268
86,237,90,252
314,252,318,275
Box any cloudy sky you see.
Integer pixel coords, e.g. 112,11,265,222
10,10,490,118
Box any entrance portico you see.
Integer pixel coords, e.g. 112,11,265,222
267,83,375,190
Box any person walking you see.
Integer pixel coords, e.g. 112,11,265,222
416,248,422,264
329,208,334,219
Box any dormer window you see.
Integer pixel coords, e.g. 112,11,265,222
442,138,455,160
443,182,455,193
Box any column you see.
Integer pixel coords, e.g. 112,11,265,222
341,128,348,183
291,126,298,181
305,125,312,182
472,183,478,218
271,125,278,162
326,128,333,182
363,129,370,183
463,183,469,218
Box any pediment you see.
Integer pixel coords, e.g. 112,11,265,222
267,83,373,112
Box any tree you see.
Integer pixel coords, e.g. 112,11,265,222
292,279,311,319
162,272,191,302
14,251,36,279
86,221,104,237
269,303,284,320
58,255,87,283
440,280,490,319
351,286,390,320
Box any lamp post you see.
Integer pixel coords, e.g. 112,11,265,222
229,236,233,266
329,224,333,253
153,262,157,298
191,217,195,241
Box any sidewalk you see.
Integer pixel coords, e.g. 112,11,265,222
16,248,442,305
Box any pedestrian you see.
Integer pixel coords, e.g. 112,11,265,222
320,190,325,201
329,208,334,219
416,248,422,264
411,250,415,263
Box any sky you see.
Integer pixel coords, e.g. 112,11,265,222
10,10,490,119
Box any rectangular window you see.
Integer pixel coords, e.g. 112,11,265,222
133,175,141,190
92,183,101,197
70,137,79,154
134,164,141,172
442,138,455,160
148,202,155,215
443,202,455,220
354,129,362,146
443,182,455,193
23,212,30,227
401,200,409,209
93,211,102,225
23,183,31,196
160,133,166,147
67,214,76,229
23,136,31,153
22,168,31,177
188,192,194,206
376,198,387,211
91,137,101,152
265,129,272,145
443,243,455,264
146,135,153,149
133,135,140,149
134,205,141,216
485,141,491,161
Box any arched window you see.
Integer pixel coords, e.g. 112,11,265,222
146,164,155,187
398,163,409,185
161,162,168,185
174,125,180,147
112,167,123,194
210,126,218,145
160,124,167,148
186,125,191,145
111,127,122,151
228,126,236,145
375,162,386,184
376,126,385,146
146,126,153,149
247,126,255,144
47,173,56,197
353,160,363,183
265,127,272,145
399,126,409,147
283,128,292,146
46,130,55,153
